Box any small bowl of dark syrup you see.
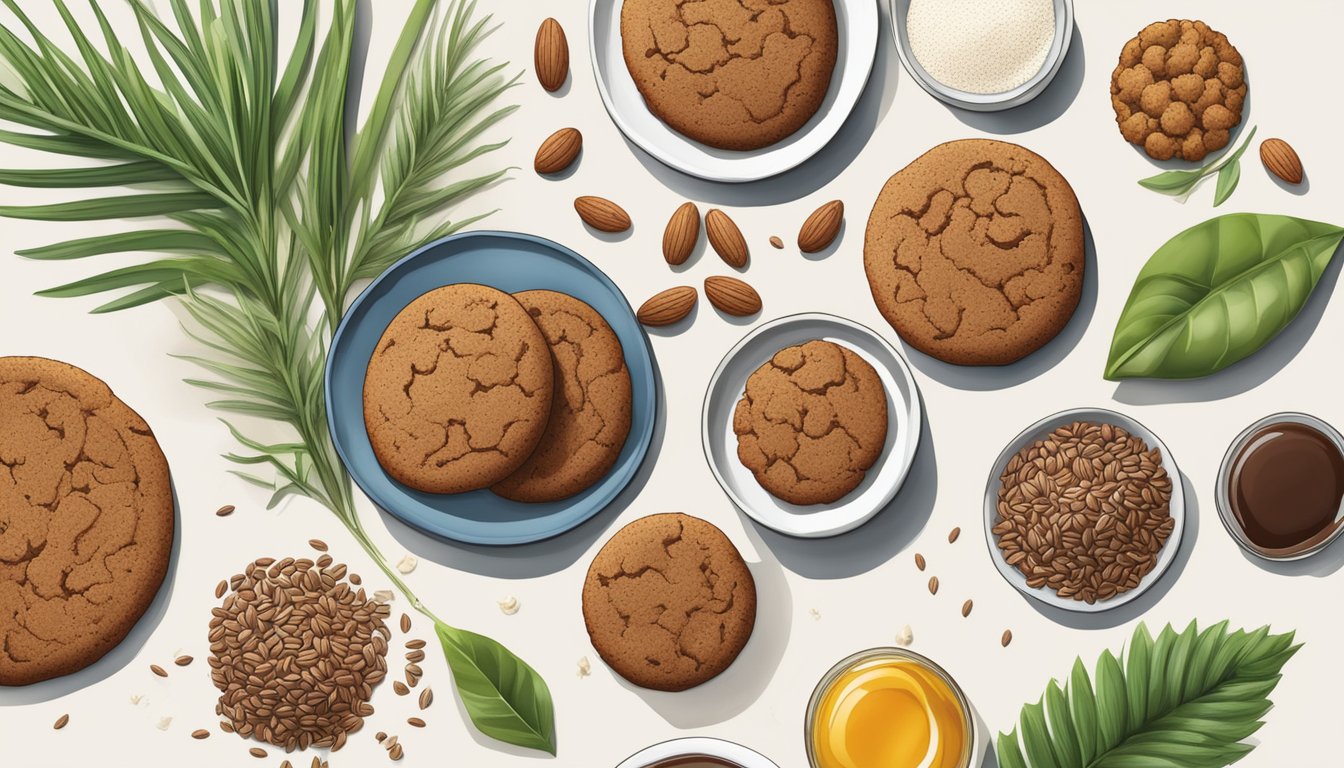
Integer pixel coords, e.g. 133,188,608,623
1216,413,1344,561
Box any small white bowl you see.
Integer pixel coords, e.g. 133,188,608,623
890,0,1075,112
616,737,780,768
589,0,880,182
702,313,922,538
982,407,1186,614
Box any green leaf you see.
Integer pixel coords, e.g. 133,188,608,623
1138,126,1257,203
1213,159,1241,208
998,622,1298,768
17,229,220,260
1104,213,1344,380
0,190,219,220
0,160,176,188
435,623,557,755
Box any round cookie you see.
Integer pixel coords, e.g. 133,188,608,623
620,0,838,151
582,513,756,692
733,340,888,505
362,284,554,495
0,356,174,686
492,291,632,503
864,139,1085,366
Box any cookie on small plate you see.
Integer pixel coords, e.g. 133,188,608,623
864,139,1085,366
363,284,554,494
0,357,174,686
733,340,888,505
492,290,632,502
583,513,756,692
620,0,838,151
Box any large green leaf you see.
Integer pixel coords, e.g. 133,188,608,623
436,623,557,755
1105,213,1344,380
997,622,1300,768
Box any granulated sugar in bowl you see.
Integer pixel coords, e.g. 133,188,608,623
906,0,1055,94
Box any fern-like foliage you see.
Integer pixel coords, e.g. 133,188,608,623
997,621,1300,768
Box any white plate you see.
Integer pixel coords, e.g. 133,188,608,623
588,0,880,183
982,408,1186,614
616,737,780,768
702,313,922,538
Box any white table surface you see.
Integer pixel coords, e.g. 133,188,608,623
1,1,1339,766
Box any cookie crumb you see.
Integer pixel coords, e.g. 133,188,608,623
895,625,914,646
373,589,395,603
577,656,591,678
130,694,145,706
396,555,418,574
498,596,520,615
156,716,173,731
810,608,821,621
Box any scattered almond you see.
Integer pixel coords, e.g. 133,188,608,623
769,235,784,249
215,504,235,517
534,18,568,92
662,202,700,265
1260,138,1304,185
53,714,69,730
1002,629,1014,647
174,655,193,667
191,728,210,740
914,553,926,571
948,526,961,543
534,127,582,175
962,599,973,617
637,286,697,327
798,200,843,253
574,196,632,233
704,276,761,317
308,538,328,552
150,664,167,678
705,209,748,268
928,576,939,595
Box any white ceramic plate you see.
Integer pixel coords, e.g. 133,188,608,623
588,0,880,183
702,313,922,538
982,408,1186,614
616,737,780,768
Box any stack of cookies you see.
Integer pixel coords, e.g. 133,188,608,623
362,284,633,503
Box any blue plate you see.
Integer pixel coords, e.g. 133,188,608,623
325,231,657,546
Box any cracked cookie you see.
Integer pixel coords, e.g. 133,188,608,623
583,513,756,691
620,0,838,151
0,357,173,686
733,340,888,505
492,291,632,503
864,139,1085,366
363,284,554,495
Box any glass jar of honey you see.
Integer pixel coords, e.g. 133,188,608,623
806,648,973,768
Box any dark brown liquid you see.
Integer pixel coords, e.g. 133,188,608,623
645,758,741,768
1228,421,1344,553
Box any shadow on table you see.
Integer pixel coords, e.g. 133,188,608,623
745,403,938,579
375,357,669,580
1110,241,1343,406
1023,471,1199,631
621,554,792,728
948,25,1086,136
623,3,900,206
904,218,1098,392
0,488,182,706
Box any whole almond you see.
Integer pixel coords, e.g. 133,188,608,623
1260,138,1304,185
663,202,700,265
637,286,697,327
705,209,748,268
534,18,569,92
798,200,844,253
534,128,582,175
574,196,631,233
704,276,761,317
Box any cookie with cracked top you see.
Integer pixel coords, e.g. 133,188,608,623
620,0,838,151
492,290,632,503
583,513,756,691
362,284,554,495
865,139,1085,366
733,340,888,505
0,356,174,686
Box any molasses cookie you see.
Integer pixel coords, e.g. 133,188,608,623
0,357,174,686
864,139,1085,366
620,0,838,151
363,284,554,495
583,513,756,692
733,340,888,505
492,291,632,502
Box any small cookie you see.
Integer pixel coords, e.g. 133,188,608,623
363,284,554,494
0,357,174,686
733,340,888,505
620,0,838,151
492,291,632,502
864,139,1085,366
583,513,756,692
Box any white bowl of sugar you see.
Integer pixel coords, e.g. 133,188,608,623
890,0,1074,112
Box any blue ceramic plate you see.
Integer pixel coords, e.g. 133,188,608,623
325,231,657,546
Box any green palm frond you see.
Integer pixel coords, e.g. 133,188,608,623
997,621,1300,768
